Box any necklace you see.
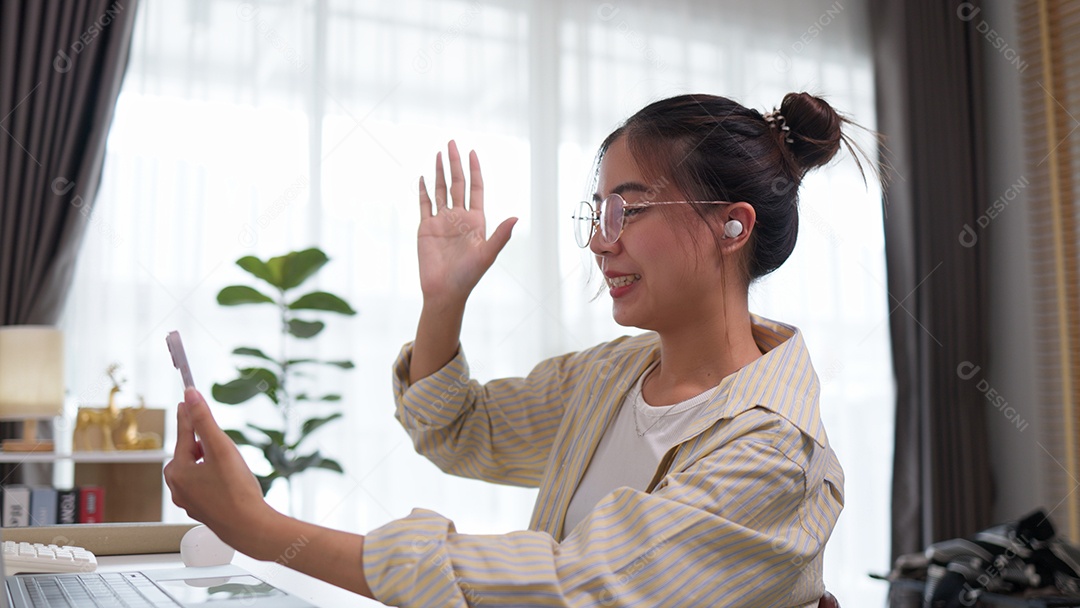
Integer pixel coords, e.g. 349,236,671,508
633,363,722,436
633,364,676,436
633,402,676,436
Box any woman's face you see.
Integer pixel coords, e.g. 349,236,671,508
591,136,733,331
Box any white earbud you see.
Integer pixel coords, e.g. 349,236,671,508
723,219,744,239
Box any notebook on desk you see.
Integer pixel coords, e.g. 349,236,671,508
1,529,316,608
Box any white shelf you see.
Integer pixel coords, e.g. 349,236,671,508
0,450,169,464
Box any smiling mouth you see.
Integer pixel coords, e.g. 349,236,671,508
606,274,641,289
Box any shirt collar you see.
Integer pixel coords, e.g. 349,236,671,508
629,314,826,448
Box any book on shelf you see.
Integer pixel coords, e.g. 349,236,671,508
2,485,30,527
29,486,57,526
78,486,104,524
57,489,79,525
0,484,104,526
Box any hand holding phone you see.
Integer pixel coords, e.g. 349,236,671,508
166,330,196,389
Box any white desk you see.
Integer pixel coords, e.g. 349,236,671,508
97,552,386,607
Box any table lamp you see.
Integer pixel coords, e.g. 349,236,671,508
0,326,64,452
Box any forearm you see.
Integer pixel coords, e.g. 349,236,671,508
409,298,466,384
249,510,373,599
168,392,375,599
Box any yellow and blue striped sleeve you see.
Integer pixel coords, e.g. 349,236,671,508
363,408,841,607
391,342,588,488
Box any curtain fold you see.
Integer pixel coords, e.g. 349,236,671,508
872,0,993,559
0,0,139,325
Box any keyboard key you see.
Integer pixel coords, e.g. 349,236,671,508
1,539,98,575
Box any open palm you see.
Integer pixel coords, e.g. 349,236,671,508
417,140,516,303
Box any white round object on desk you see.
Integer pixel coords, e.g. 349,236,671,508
180,525,235,568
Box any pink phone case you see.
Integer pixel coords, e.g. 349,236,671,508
166,330,195,389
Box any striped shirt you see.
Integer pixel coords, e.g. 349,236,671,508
364,314,845,607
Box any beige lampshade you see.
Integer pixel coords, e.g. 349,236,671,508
0,326,65,419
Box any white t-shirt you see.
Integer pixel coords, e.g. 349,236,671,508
561,362,719,537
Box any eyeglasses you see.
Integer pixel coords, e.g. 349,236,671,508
572,193,734,248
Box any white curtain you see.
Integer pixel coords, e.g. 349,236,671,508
63,0,892,604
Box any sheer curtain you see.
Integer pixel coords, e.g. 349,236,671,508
63,0,891,604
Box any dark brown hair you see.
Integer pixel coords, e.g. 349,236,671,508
595,92,864,281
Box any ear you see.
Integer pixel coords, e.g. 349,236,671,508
720,202,755,253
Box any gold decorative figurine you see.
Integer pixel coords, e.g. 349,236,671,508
74,365,161,451
74,364,123,451
115,396,162,450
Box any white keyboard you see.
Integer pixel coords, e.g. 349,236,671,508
2,540,97,575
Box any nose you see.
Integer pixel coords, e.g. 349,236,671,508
589,226,618,256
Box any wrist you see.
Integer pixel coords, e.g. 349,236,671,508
420,296,467,317
243,506,294,562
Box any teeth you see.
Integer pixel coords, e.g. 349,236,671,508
607,274,640,288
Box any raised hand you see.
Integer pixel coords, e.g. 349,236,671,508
417,140,517,307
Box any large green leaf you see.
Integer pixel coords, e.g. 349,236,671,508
266,256,286,290
291,413,343,448
247,423,286,447
289,452,345,476
288,292,357,315
213,378,263,405
262,440,291,472
276,248,329,291
284,358,317,366
291,452,324,474
224,429,255,446
233,347,278,365
236,256,277,287
288,319,324,339
211,368,279,404
217,285,275,306
238,367,280,395
295,393,341,402
285,358,354,369
314,457,344,473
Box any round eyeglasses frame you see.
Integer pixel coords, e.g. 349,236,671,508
572,193,735,248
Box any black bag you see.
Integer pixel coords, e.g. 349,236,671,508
890,510,1080,607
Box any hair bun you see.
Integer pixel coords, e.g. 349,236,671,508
777,92,843,172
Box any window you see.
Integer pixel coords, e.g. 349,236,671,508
64,0,892,603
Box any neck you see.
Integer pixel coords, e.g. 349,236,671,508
643,297,763,406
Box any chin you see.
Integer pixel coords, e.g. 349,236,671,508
611,307,633,328
611,306,653,331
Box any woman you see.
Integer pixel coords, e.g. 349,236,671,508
167,92,852,607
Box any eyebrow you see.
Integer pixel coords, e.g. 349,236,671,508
592,182,652,202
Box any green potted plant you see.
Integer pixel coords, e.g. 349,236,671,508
212,247,356,510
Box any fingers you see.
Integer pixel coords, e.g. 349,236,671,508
434,151,448,211
418,176,433,218
426,141,481,215
174,399,199,461
469,150,484,212
183,388,227,458
447,140,466,210
485,217,518,260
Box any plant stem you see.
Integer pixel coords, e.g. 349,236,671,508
280,289,290,447
279,288,296,513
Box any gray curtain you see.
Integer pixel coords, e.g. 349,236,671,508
0,0,139,484
871,0,994,559
1,0,139,325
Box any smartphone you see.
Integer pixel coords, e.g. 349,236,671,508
166,330,196,389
